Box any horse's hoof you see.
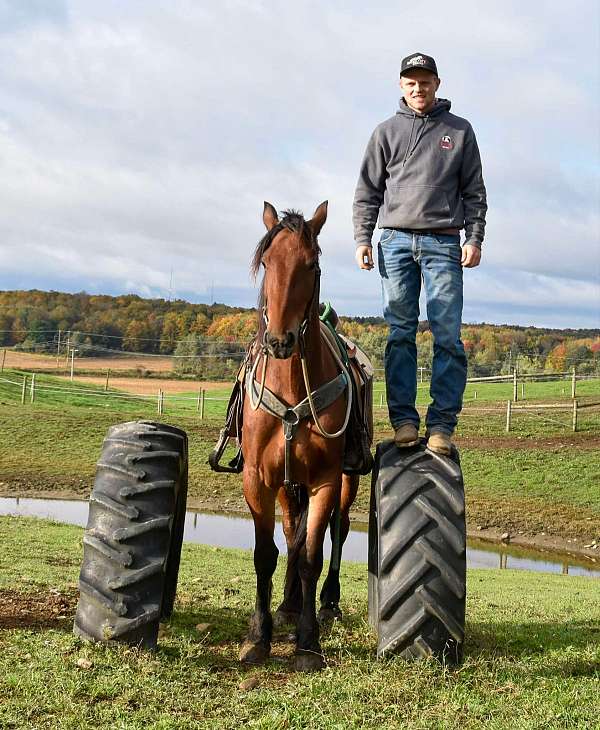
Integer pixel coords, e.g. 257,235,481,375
239,640,270,664
317,605,342,625
273,610,300,629
293,650,325,672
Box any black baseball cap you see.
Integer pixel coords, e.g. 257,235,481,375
400,53,438,77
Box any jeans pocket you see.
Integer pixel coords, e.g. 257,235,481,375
379,228,395,244
432,233,460,245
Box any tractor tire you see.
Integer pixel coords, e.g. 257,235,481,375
368,439,466,663
73,421,188,649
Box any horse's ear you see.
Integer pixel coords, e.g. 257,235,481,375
263,201,279,231
308,200,328,236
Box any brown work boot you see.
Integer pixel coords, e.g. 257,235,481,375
393,424,419,448
427,430,453,456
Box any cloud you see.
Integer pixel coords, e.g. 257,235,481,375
0,0,598,328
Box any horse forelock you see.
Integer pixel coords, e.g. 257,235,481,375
252,209,321,321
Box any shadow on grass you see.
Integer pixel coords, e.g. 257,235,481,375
465,619,600,677
467,619,600,656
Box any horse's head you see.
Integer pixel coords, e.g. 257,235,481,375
252,201,328,359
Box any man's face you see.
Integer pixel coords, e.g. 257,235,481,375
400,69,440,114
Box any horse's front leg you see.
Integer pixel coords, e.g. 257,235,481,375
294,478,339,672
240,470,278,664
273,487,304,629
318,473,359,623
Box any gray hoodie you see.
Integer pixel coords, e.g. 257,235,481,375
353,98,487,247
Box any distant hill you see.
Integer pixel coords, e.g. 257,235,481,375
1,289,598,377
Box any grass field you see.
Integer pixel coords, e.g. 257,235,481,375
1,369,599,548
0,516,598,729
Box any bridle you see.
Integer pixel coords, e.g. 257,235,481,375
246,235,352,489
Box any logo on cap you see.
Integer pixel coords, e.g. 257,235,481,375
407,55,427,66
440,135,454,150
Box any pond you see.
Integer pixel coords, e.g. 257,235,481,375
1,496,598,578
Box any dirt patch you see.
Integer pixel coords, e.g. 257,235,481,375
455,434,600,450
0,476,92,499
3,350,175,373
0,587,78,630
63,375,233,395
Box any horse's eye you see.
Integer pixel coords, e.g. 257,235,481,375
261,260,266,268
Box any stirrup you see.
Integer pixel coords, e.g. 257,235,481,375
208,428,244,473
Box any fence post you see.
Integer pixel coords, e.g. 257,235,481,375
505,400,512,432
157,389,162,415
571,367,576,399
521,382,525,400
513,369,518,402
70,348,75,381
1,348,5,373
161,390,165,415
572,399,578,432
196,389,202,412
473,390,477,399
21,375,27,405
30,373,36,403
105,369,110,392
379,391,384,408
200,389,205,419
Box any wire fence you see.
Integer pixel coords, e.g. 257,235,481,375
2,369,599,435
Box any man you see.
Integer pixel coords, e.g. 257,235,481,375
353,52,487,455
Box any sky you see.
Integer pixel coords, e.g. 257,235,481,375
0,0,599,328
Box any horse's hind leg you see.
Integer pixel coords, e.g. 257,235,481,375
318,473,359,624
240,478,278,664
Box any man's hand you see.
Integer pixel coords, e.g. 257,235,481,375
461,244,481,268
355,245,374,270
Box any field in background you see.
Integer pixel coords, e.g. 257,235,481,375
1,367,599,551
2,349,175,373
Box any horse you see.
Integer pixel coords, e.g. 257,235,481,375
239,201,360,672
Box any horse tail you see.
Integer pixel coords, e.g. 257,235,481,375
288,483,309,562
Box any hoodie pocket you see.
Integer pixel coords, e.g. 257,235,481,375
387,185,451,221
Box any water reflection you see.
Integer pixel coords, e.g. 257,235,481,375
1,496,598,578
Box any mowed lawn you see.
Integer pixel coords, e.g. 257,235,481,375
0,516,598,730
0,369,599,541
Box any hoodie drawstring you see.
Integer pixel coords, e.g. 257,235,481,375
401,112,417,167
403,114,429,166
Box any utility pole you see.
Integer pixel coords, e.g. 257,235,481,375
168,267,174,302
56,329,62,366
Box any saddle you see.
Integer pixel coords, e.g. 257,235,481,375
208,304,374,476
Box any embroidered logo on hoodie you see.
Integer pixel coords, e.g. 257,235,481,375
440,135,454,150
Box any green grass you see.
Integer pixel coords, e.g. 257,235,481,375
0,516,599,729
1,368,599,540
3,368,599,418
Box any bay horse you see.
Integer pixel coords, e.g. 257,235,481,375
240,201,359,672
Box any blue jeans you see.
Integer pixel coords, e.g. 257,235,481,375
378,229,467,435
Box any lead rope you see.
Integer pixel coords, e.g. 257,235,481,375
300,332,352,439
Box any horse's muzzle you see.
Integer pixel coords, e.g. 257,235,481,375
265,330,296,359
